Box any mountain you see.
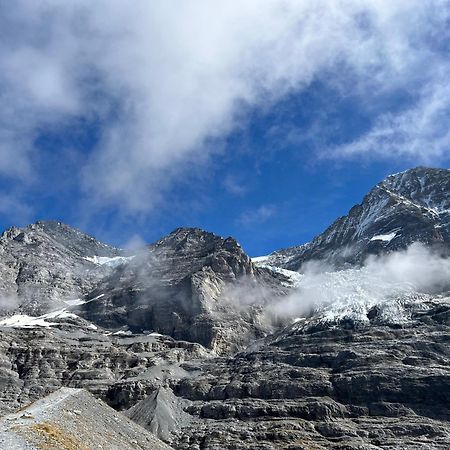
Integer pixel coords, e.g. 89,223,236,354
0,220,123,315
259,167,450,270
0,224,289,354
0,167,449,449
79,227,288,354
152,298,450,449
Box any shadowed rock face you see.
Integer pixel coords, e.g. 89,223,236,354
264,167,450,270
79,228,287,354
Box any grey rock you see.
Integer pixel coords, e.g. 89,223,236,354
79,227,287,354
0,221,122,315
161,303,450,448
125,385,192,442
0,387,172,449
0,326,210,415
0,167,449,449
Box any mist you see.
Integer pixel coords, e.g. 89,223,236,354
266,243,450,323
0,293,19,313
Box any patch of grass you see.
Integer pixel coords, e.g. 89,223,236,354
29,422,91,450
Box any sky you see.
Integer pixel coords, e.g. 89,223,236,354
0,1,450,257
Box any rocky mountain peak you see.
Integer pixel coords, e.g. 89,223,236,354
259,167,450,271
0,169,449,449
380,166,450,214
153,227,242,258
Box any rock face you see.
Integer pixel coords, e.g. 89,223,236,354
79,227,287,354
147,300,450,449
0,221,122,315
262,167,450,270
0,325,210,415
0,387,172,450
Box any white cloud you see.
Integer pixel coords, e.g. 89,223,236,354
0,194,32,224
327,72,450,163
0,1,449,215
237,205,276,227
269,243,450,322
223,175,249,196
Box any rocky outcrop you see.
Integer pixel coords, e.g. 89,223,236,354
79,228,287,354
262,167,450,270
151,300,450,449
0,325,210,415
0,387,172,450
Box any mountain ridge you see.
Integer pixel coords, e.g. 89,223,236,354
257,166,450,271
0,166,449,449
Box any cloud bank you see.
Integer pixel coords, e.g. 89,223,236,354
1,1,449,215
270,243,450,322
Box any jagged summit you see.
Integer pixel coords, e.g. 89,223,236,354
1,220,121,257
152,227,242,256
79,225,283,353
381,166,450,214
258,167,450,271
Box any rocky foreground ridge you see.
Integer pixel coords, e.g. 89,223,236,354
0,167,449,449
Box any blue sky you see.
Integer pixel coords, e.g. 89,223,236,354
0,1,449,256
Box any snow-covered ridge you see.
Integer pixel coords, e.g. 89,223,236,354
251,255,270,264
84,255,135,267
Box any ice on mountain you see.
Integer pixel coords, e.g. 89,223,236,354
84,255,135,267
370,231,398,242
64,298,86,306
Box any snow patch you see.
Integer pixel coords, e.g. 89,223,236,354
41,309,78,320
253,257,302,288
251,255,270,264
370,231,398,243
64,298,86,306
84,255,135,268
0,308,78,329
0,315,57,328
85,293,105,303
113,330,132,336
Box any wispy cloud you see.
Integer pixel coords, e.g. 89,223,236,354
269,243,450,322
0,194,32,225
0,1,449,218
237,205,276,227
327,72,450,163
223,175,249,197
